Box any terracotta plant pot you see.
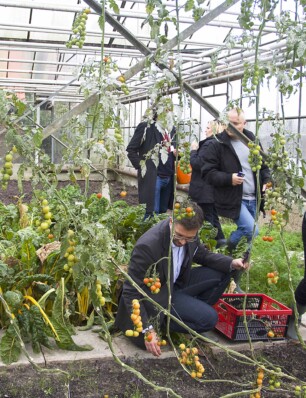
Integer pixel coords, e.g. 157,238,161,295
176,162,192,184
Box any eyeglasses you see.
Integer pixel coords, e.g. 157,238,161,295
172,232,198,243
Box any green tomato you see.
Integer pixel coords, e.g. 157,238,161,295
40,222,49,230
44,212,52,220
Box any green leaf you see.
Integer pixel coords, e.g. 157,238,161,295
109,0,120,14
32,128,43,147
78,310,95,331
52,278,74,334
98,15,105,31
0,324,22,365
184,0,194,12
51,317,93,351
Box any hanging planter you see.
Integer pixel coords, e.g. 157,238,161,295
176,162,192,184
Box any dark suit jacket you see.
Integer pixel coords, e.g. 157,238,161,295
115,219,233,332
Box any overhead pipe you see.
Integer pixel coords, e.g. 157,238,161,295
0,22,216,48
108,9,277,32
184,39,288,75
184,53,285,85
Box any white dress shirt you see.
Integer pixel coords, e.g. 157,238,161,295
172,242,186,283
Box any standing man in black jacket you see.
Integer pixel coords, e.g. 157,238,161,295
115,202,247,357
201,108,271,290
126,99,176,219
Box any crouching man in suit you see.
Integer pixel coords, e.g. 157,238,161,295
115,202,247,357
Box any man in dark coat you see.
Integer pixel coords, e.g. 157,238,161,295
126,102,176,219
201,108,271,291
115,202,246,357
201,108,270,248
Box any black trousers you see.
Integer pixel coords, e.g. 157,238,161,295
198,203,225,240
131,266,234,349
169,266,232,333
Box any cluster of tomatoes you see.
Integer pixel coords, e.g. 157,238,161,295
66,8,91,49
125,299,143,337
63,229,78,273
262,235,274,242
144,330,167,346
35,198,53,235
269,208,284,227
266,134,290,172
114,126,124,145
267,271,279,285
173,202,195,220
1,146,17,190
262,210,285,241
178,142,192,174
117,75,130,98
143,276,161,294
250,367,265,398
248,141,263,172
294,385,306,397
268,368,282,391
103,55,119,73
178,159,192,175
264,188,281,214
96,280,105,306
242,62,263,94
178,343,205,379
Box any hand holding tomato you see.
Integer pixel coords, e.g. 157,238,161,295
144,329,162,357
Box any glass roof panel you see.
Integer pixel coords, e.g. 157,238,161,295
0,6,30,39
0,0,303,110
30,9,75,42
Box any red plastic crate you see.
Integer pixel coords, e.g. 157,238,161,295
213,294,292,341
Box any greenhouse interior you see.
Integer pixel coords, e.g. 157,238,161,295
0,0,306,397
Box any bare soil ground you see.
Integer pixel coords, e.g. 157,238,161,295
0,179,140,207
0,342,305,398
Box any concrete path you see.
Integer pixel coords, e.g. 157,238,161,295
0,315,305,368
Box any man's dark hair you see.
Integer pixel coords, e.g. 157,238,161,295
174,201,204,230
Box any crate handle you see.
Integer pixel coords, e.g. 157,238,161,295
219,303,228,311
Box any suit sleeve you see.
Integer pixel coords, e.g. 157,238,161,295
193,243,233,273
126,122,147,170
121,242,166,327
201,141,233,187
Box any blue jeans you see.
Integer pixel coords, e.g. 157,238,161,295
154,175,173,214
229,199,258,247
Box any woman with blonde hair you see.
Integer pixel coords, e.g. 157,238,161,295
189,120,225,242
